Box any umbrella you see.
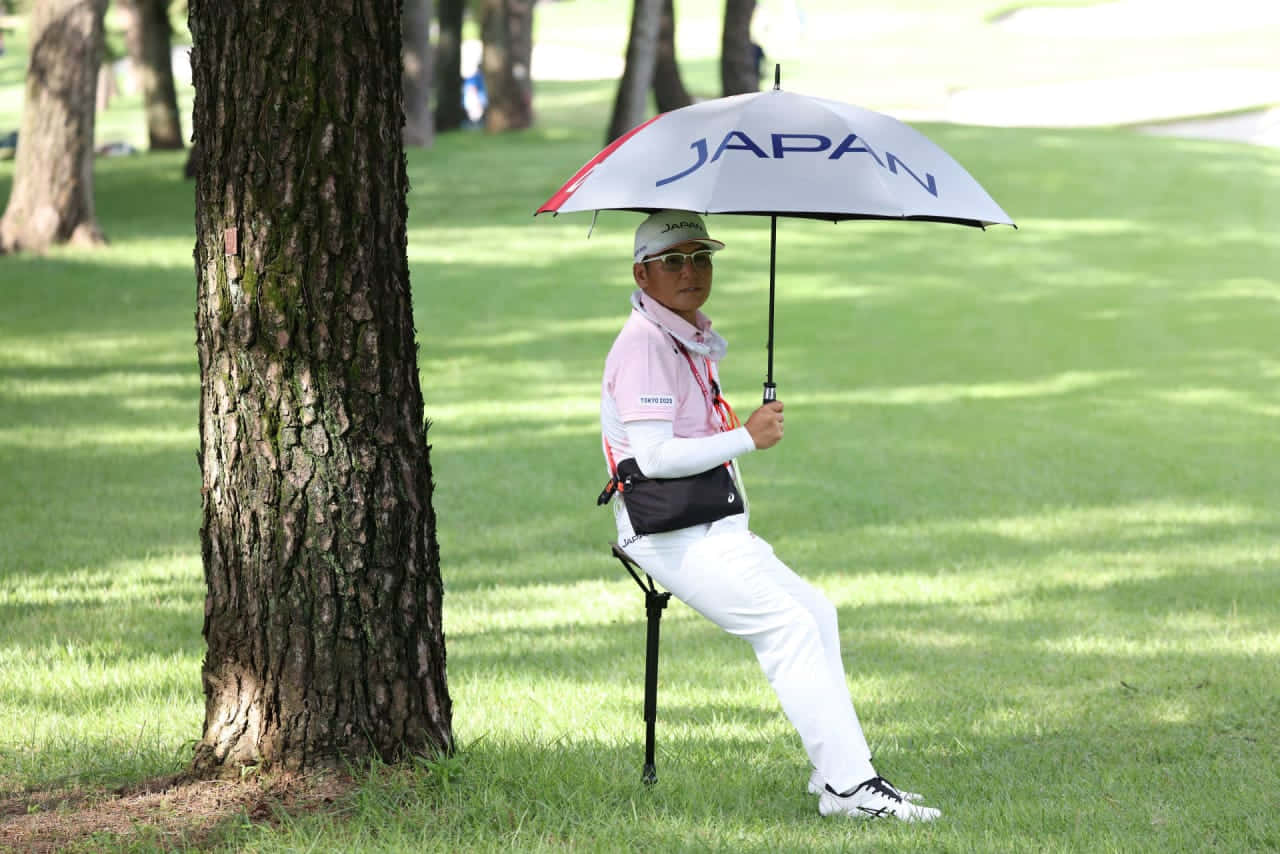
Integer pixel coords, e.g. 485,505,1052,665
536,68,1015,402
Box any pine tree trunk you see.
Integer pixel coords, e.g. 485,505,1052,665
720,0,758,97
403,0,435,147
652,0,690,112
121,0,184,150
189,0,453,776
0,0,108,252
433,0,466,132
606,0,661,144
481,0,533,132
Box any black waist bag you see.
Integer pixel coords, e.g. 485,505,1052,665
604,457,743,535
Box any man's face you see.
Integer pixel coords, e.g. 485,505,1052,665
633,240,714,324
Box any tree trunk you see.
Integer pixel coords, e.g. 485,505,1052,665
403,0,434,147
481,0,533,132
507,0,533,111
95,61,116,114
0,0,108,252
720,0,758,97
606,0,661,144
188,0,453,776
120,0,185,150
652,0,690,112
433,0,466,132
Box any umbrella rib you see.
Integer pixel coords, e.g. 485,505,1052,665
806,94,907,220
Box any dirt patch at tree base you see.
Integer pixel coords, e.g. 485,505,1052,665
0,771,355,853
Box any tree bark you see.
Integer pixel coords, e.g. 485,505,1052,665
433,0,466,132
481,0,533,132
606,0,661,144
120,0,184,150
189,0,453,776
0,0,108,252
720,0,758,97
403,0,434,147
652,0,690,112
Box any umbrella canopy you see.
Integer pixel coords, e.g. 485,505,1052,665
537,75,1015,400
539,87,1013,227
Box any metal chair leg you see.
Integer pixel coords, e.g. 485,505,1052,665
612,543,670,785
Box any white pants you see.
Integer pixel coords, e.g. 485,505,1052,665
615,502,875,792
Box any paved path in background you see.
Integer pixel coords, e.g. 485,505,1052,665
530,0,1280,147
1139,106,1280,147
995,0,1280,37
944,70,1280,144
951,0,1280,145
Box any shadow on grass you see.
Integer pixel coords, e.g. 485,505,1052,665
448,562,1279,679
199,701,1276,852
0,119,1276,850
4,703,1273,853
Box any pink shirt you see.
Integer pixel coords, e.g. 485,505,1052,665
600,292,755,520
602,294,725,453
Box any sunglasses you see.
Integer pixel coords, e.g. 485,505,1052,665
645,249,715,272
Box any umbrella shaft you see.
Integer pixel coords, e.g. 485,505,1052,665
764,215,777,404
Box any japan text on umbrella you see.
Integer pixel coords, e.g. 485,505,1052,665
536,69,1016,403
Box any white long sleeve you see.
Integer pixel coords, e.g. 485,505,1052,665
623,419,756,479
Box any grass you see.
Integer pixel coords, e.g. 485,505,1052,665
3,1,1280,851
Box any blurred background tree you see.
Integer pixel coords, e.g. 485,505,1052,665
480,0,533,132
606,0,660,143
404,0,435,146
118,0,184,150
0,0,108,252
607,0,759,142
721,0,758,96
434,0,466,132
653,0,691,111
0,0,772,185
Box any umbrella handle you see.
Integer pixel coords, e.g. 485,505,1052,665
763,382,776,404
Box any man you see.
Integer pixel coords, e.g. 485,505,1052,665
599,210,940,822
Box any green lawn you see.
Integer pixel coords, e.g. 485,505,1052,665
2,2,1279,852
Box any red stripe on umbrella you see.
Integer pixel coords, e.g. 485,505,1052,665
537,114,666,214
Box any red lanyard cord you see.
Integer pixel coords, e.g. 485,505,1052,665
675,342,741,433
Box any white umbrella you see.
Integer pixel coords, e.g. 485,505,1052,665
537,69,1015,401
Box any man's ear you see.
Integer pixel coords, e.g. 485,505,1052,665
633,262,648,289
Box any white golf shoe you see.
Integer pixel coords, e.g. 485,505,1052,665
817,776,941,822
807,768,923,802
